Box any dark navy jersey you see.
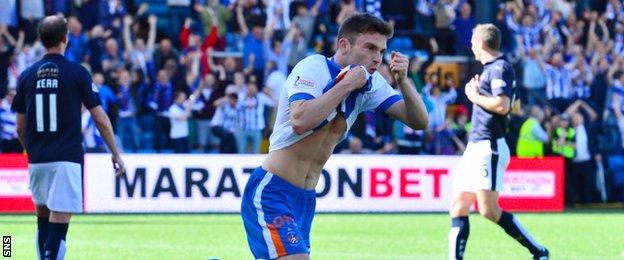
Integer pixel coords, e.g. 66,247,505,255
469,55,515,142
11,53,101,163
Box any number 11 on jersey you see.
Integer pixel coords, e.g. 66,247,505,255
36,93,57,132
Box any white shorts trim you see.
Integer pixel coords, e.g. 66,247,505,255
29,161,83,213
453,138,510,193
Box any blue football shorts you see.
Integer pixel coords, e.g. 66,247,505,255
241,167,316,259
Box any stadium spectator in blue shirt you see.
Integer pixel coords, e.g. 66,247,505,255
452,3,476,56
101,38,124,72
237,5,266,87
64,17,89,63
152,69,174,152
116,69,140,152
92,73,117,114
99,0,126,29
131,69,156,150
521,46,547,106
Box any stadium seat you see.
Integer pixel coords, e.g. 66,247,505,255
387,36,414,56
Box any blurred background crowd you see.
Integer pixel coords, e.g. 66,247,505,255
0,0,623,204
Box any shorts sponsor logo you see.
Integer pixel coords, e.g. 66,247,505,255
272,215,295,228
286,230,300,246
294,76,315,89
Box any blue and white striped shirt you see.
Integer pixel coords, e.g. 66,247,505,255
240,93,275,131
506,11,551,54
614,33,624,56
424,85,457,130
571,63,593,99
572,82,591,99
544,64,573,99
211,102,242,133
0,101,17,140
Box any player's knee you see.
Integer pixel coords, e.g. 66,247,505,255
479,207,501,222
449,200,470,217
49,212,72,223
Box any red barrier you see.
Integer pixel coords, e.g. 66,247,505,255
499,157,565,212
0,154,34,213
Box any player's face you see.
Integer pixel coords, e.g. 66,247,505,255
347,33,387,74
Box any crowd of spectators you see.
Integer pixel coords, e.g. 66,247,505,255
0,0,623,204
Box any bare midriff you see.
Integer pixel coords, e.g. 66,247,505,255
262,115,347,190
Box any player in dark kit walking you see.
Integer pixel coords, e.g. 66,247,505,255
12,15,126,260
447,24,549,260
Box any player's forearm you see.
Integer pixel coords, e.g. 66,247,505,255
17,130,26,150
474,95,510,115
94,118,122,156
397,79,428,129
15,113,26,151
290,84,352,134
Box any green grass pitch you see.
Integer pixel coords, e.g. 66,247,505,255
1,211,623,259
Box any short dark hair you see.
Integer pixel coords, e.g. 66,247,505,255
337,13,393,44
38,15,68,49
473,23,501,51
